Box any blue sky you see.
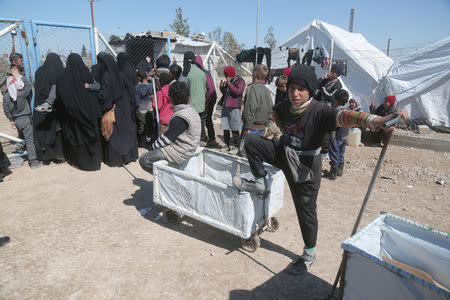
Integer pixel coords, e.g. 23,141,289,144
1,0,449,51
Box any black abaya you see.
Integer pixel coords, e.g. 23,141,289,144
33,53,65,162
56,53,103,171
97,53,138,167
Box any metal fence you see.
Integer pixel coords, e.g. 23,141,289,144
107,33,171,70
1,19,24,93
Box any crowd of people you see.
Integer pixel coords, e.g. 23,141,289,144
1,50,406,276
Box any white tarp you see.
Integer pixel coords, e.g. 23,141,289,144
270,19,393,112
372,37,450,126
152,148,285,239
341,213,450,300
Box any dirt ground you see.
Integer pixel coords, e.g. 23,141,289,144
1,110,449,299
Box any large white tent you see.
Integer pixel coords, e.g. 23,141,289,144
372,37,450,127
271,19,393,112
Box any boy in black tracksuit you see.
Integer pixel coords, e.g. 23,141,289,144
233,65,405,276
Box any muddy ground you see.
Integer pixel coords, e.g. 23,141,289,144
0,109,449,299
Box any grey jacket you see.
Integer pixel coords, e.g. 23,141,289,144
2,78,33,120
161,104,201,164
242,81,273,130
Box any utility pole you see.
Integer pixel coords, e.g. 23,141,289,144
348,8,354,32
89,0,95,29
386,38,391,56
255,0,260,66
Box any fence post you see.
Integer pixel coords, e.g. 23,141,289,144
30,20,41,69
17,22,31,81
167,36,171,63
90,26,96,65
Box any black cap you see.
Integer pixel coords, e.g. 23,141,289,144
287,65,317,96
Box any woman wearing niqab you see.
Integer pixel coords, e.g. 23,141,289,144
56,53,102,171
33,53,65,162
96,53,138,166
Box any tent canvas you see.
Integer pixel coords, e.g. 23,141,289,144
372,37,450,126
270,19,393,112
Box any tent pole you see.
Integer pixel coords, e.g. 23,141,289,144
328,126,396,300
328,39,334,72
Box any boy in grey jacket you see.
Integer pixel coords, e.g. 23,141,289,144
3,66,43,169
240,64,273,155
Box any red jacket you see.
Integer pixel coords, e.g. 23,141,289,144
219,76,245,108
153,84,173,126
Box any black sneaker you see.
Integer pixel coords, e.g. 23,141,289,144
327,168,337,181
206,140,220,148
0,236,10,247
233,176,269,199
286,253,316,276
29,160,44,169
337,163,344,177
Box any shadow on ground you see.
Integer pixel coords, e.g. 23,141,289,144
123,176,298,261
230,269,335,300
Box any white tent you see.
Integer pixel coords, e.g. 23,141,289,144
372,37,450,126
271,20,393,112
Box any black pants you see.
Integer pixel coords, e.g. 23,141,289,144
199,110,207,142
244,134,321,249
136,110,156,144
203,98,216,142
223,130,240,147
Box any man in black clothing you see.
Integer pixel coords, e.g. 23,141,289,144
233,65,406,276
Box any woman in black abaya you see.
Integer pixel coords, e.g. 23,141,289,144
56,53,102,171
33,53,65,163
117,52,137,97
96,53,138,167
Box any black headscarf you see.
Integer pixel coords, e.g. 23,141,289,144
117,52,137,99
182,51,196,77
96,53,123,102
34,53,64,106
57,53,101,149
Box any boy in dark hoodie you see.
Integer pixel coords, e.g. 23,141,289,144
135,70,154,147
326,89,350,180
232,65,407,276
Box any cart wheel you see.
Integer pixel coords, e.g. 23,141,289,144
266,217,280,233
240,235,261,253
163,209,182,224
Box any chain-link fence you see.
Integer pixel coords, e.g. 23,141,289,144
35,22,94,68
107,33,171,69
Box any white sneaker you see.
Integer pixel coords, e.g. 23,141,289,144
34,102,53,112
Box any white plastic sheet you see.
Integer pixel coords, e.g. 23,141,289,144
342,213,450,300
153,148,285,239
372,37,450,126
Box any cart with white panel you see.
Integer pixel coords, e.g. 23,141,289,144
152,148,285,252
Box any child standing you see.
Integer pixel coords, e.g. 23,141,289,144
327,89,350,180
219,66,245,153
135,70,154,147
2,53,42,169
